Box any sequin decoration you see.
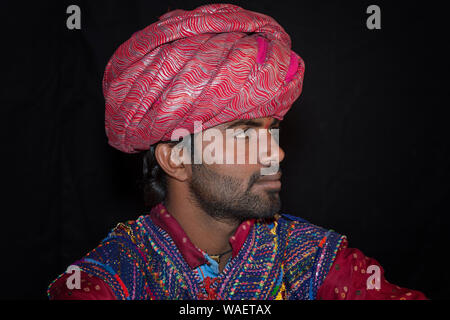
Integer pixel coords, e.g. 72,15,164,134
48,209,344,300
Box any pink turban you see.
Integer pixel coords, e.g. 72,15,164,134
103,3,305,153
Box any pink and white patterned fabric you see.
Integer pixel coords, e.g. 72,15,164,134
103,3,305,153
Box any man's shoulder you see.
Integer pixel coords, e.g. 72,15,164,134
70,215,152,274
101,214,151,244
278,213,312,224
47,215,151,300
277,213,331,233
275,213,344,247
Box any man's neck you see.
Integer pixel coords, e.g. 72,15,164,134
164,196,240,258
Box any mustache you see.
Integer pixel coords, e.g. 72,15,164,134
247,168,282,189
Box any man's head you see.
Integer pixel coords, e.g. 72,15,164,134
104,4,305,221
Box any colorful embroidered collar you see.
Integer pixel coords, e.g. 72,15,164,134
149,203,255,269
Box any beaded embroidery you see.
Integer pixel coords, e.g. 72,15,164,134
48,212,345,300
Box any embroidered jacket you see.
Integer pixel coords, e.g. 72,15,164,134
48,203,427,300
48,204,343,299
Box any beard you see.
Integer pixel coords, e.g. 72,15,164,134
188,164,281,222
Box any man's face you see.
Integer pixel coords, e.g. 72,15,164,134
186,117,285,222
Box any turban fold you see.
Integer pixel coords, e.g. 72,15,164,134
103,3,305,153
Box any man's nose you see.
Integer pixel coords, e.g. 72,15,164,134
278,144,285,163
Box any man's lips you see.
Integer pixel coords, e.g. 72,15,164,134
257,172,282,182
253,172,282,189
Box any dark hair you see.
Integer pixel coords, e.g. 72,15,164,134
142,143,169,208
142,135,194,208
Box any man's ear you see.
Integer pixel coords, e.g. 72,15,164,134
154,143,190,182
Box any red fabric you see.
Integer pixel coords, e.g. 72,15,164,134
103,3,304,153
317,238,428,300
48,271,116,300
150,203,255,268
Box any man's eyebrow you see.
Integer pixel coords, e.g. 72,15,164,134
225,119,262,129
225,118,281,129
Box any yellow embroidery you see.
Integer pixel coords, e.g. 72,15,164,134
275,282,286,300
113,222,137,244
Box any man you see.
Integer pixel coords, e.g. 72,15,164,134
48,4,426,300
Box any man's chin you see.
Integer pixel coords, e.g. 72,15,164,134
249,209,279,220
257,189,281,205
249,198,281,220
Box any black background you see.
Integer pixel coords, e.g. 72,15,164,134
1,0,449,299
